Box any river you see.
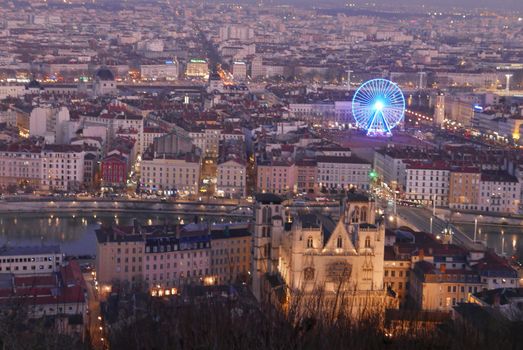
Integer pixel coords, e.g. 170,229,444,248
0,211,521,260
0,212,249,256
455,222,523,258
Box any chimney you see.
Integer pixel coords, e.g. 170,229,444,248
439,264,446,273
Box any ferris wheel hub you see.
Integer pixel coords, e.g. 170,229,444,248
374,100,384,111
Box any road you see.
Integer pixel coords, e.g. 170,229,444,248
396,206,483,250
84,272,107,350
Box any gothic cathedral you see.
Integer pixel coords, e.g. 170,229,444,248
252,192,386,312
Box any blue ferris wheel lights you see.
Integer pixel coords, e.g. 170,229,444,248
351,78,406,136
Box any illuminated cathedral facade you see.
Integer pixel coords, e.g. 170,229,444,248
252,192,387,313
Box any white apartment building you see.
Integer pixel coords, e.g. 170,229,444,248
373,148,427,190
250,56,265,79
29,106,70,144
185,59,209,78
143,127,167,152
217,159,246,198
405,162,450,207
221,130,245,142
478,171,520,214
140,154,200,195
140,62,179,81
41,144,85,191
288,103,336,123
219,24,254,41
0,144,42,189
0,245,64,274
316,155,371,190
114,114,144,154
188,128,221,157
232,61,247,81
0,85,25,99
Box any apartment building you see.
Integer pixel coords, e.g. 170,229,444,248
256,160,296,194
295,159,317,194
216,139,246,198
143,232,211,289
113,114,144,154
185,59,209,78
0,260,87,338
448,168,481,210
478,170,520,214
140,62,179,80
95,223,252,291
95,227,144,287
384,245,412,308
405,162,450,207
410,261,484,311
373,147,429,190
142,126,167,152
29,106,70,143
41,144,85,191
385,230,518,311
316,155,371,191
0,142,42,189
188,127,221,157
0,245,63,274
210,224,251,284
140,153,200,195
101,153,129,188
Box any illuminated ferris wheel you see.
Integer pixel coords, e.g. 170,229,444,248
352,78,405,136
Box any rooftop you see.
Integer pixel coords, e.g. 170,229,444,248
0,245,61,257
255,193,283,204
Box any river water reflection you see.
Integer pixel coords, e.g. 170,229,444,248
0,211,246,256
455,223,523,258
0,211,521,259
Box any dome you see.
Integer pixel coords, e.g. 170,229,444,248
95,67,115,81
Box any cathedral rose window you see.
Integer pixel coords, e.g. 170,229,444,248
304,267,315,281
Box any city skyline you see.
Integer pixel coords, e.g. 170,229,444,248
0,0,521,348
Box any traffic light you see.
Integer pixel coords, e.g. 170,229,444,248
369,170,378,181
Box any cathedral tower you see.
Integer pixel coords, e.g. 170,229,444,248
252,193,284,301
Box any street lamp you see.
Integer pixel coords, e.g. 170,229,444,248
505,74,513,94
473,217,478,242
501,229,505,256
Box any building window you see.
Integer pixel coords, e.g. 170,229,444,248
365,236,371,248
307,236,313,248
337,236,342,248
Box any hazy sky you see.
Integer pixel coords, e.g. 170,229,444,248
374,0,523,10
278,0,523,11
